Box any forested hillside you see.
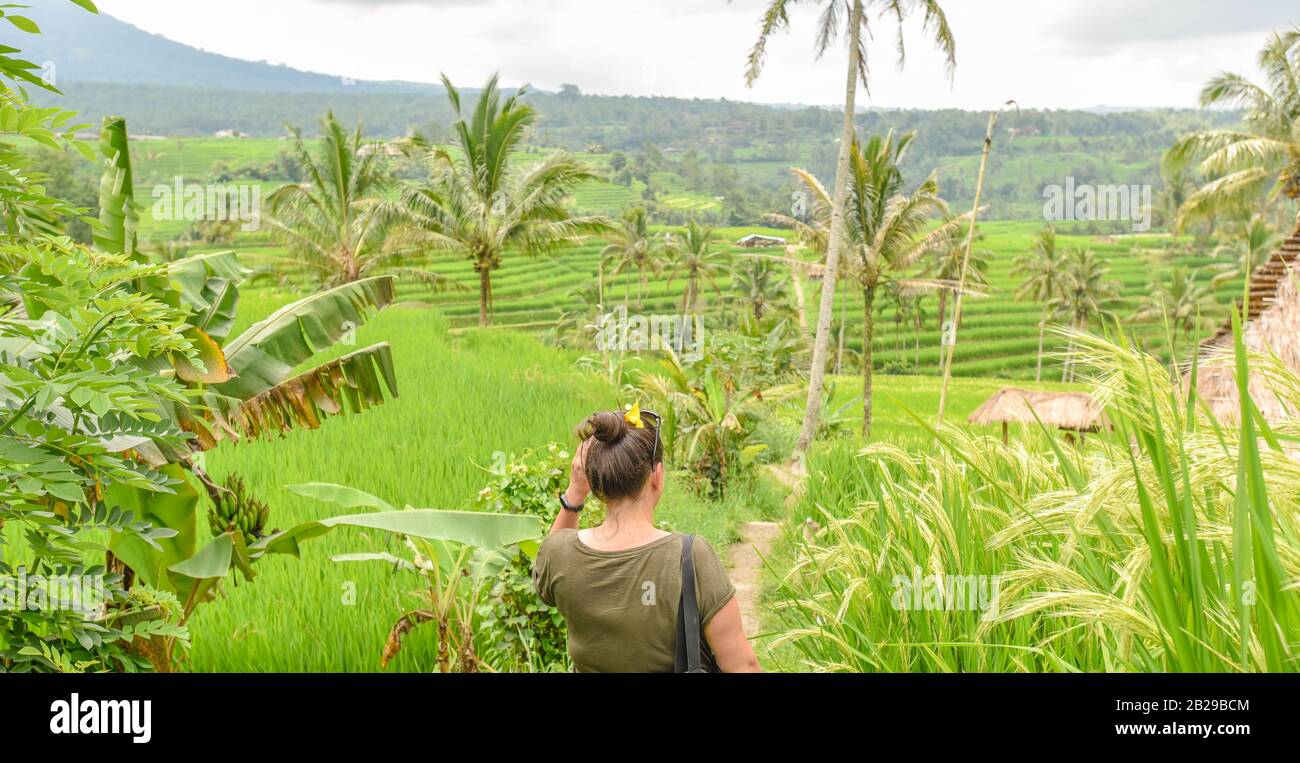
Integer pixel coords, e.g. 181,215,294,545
40,81,1238,221
6,1,1240,222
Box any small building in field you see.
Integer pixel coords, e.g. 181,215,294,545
358,142,404,158
968,387,1108,443
1193,220,1300,424
736,234,786,248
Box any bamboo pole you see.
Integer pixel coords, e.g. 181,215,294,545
938,101,1016,421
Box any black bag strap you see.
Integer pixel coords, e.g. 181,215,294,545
675,534,704,673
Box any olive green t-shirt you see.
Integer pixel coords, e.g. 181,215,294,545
532,529,736,673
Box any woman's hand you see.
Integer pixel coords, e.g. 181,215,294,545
548,439,592,536
563,438,592,507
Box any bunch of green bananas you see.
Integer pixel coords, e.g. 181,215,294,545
208,473,270,544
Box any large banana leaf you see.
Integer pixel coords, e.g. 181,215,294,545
89,118,243,382
286,481,459,575
165,250,248,341
170,531,254,580
153,251,247,383
94,116,138,258
160,532,256,609
160,497,542,589
106,464,203,599
253,507,542,559
174,327,233,384
284,482,397,512
204,342,397,443
217,275,396,400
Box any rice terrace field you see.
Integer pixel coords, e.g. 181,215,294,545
189,294,1015,671
4,0,1300,697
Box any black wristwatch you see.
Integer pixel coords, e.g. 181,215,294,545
558,491,584,513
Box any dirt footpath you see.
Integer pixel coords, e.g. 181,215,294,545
725,521,782,638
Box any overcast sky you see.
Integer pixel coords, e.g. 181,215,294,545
96,0,1298,109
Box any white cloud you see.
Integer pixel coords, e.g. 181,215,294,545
93,0,1297,109
1048,0,1295,49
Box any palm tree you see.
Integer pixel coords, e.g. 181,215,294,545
190,217,240,246
835,131,970,437
731,258,789,322
394,74,607,326
883,284,923,357
1163,27,1300,230
636,352,782,498
1152,166,1197,233
1012,224,1068,381
745,0,957,461
601,206,664,310
1048,248,1121,382
924,215,990,331
665,220,726,314
767,168,838,353
1209,212,1281,289
1129,265,1215,366
266,112,411,287
774,141,972,428
555,280,603,343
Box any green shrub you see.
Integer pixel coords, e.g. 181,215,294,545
472,444,576,671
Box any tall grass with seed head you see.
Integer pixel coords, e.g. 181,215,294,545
768,315,1300,672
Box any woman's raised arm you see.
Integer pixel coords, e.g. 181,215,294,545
549,439,592,535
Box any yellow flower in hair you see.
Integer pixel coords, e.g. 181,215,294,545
623,402,645,429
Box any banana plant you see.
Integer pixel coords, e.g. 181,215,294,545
266,483,542,672
635,344,795,497
126,481,541,646
74,117,401,633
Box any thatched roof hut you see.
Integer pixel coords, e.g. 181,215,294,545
736,234,786,248
1193,221,1300,424
968,387,1108,442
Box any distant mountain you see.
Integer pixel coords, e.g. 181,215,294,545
5,0,435,93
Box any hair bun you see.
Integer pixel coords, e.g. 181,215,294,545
576,409,660,503
588,410,627,444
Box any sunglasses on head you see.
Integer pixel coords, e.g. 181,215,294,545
639,409,663,464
